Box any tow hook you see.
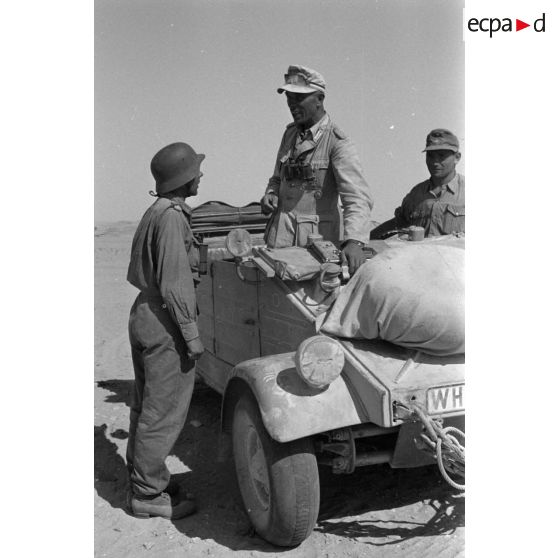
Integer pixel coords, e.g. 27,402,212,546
393,400,413,422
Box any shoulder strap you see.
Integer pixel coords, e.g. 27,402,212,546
332,124,347,140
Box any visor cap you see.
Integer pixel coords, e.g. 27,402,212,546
423,129,460,153
277,65,326,95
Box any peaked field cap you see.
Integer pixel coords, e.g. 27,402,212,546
423,129,460,152
277,65,326,94
150,142,205,195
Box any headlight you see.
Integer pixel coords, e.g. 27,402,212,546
225,228,252,258
294,335,345,389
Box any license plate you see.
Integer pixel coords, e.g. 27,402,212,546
427,384,464,414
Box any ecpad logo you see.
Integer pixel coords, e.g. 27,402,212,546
468,13,546,37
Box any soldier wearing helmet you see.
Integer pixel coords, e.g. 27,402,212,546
125,142,204,520
261,65,374,275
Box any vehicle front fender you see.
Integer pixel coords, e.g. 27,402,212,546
222,352,367,443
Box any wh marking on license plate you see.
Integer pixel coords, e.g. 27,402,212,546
427,384,464,414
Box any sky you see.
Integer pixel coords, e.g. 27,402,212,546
95,0,464,223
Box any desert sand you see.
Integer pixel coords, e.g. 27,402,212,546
94,221,464,558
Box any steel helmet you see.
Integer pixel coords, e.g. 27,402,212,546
150,142,205,195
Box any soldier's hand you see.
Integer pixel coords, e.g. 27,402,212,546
341,241,366,276
260,192,278,215
186,337,205,360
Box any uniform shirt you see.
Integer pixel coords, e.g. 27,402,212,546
265,113,373,246
292,115,326,157
127,197,200,342
394,173,465,237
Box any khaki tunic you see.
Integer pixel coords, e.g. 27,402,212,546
264,114,373,248
394,173,465,237
127,197,200,341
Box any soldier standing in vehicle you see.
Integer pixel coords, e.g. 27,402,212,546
125,142,205,520
371,129,465,238
260,65,374,275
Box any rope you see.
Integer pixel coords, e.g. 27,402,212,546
409,402,465,491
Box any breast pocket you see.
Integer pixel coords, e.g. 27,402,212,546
311,159,329,186
442,204,465,234
295,214,320,247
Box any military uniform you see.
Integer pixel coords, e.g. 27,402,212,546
126,196,199,497
264,113,373,248
394,173,465,237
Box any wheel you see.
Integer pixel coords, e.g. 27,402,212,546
232,393,320,547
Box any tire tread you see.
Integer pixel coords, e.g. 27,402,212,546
232,393,320,547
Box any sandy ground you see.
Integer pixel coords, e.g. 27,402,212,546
94,221,464,558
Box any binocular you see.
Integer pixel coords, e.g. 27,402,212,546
283,161,316,181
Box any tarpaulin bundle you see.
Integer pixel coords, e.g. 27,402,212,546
320,237,464,356
191,201,269,230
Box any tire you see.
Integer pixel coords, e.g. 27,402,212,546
232,393,320,547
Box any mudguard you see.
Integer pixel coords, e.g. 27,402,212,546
223,352,367,443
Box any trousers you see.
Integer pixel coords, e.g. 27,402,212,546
126,292,196,496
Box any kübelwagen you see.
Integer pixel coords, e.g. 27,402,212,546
191,201,465,547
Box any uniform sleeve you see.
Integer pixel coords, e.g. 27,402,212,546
394,184,420,228
330,137,374,244
394,198,410,228
154,209,199,342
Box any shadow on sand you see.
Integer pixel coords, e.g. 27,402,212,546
95,380,283,552
317,464,464,545
94,424,129,511
95,380,464,552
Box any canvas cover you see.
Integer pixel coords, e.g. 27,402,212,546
320,238,464,356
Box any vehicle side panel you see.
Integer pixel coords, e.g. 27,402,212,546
196,269,215,353
212,261,261,364
257,278,316,355
196,350,229,394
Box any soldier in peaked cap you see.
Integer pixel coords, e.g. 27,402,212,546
261,65,374,275
125,142,205,520
371,129,465,238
